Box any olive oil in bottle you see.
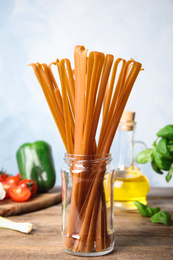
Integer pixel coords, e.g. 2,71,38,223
113,111,150,210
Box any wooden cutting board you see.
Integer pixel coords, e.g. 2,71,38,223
0,187,61,217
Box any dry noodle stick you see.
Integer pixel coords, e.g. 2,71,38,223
29,63,67,149
64,47,87,249
96,195,104,252
82,52,105,155
54,61,74,138
76,49,88,211
115,60,134,102
63,59,75,118
48,61,60,90
85,192,100,252
99,61,141,154
101,182,110,248
42,63,65,121
30,63,66,144
110,60,137,113
100,61,142,154
97,59,126,151
40,63,56,91
58,60,73,154
38,63,66,133
102,58,125,121
87,54,114,154
90,53,106,111
64,59,75,102
89,178,109,251
102,81,109,120
49,61,64,117
54,89,64,120
57,60,75,143
98,60,131,153
84,53,94,123
96,183,108,251
74,45,85,154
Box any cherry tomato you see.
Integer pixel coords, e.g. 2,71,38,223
0,173,9,182
6,176,21,185
8,185,31,202
19,179,37,196
1,181,12,198
16,173,21,180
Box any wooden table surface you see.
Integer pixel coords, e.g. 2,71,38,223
0,188,173,260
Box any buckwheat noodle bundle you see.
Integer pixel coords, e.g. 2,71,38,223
29,45,142,253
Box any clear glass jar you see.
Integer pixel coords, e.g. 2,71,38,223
61,154,115,257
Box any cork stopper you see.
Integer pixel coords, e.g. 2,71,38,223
119,111,136,131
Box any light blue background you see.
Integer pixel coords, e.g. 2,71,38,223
0,0,173,187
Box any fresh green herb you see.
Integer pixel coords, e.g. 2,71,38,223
157,125,173,140
153,151,172,171
167,140,173,153
135,125,173,185
134,201,172,226
151,160,163,174
134,201,160,217
135,148,153,164
156,138,173,160
150,211,172,226
165,163,173,182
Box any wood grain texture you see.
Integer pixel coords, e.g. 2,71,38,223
0,188,173,260
0,188,61,217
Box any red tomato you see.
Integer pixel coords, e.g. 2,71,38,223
0,173,9,182
1,181,12,198
16,173,21,180
6,176,21,185
8,185,31,202
18,179,37,196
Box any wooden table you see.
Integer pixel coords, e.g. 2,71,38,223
0,188,173,260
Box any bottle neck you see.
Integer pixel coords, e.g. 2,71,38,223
117,126,135,170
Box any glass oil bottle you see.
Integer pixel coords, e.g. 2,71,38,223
113,111,150,210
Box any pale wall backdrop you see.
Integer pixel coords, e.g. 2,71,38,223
0,0,173,187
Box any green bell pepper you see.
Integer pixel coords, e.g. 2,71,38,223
16,141,56,193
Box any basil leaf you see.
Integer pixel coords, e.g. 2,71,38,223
166,171,172,182
135,148,154,164
134,201,160,217
165,163,173,182
150,211,172,226
167,140,173,153
152,138,159,147
153,151,172,171
151,160,163,174
157,125,173,140
156,138,173,160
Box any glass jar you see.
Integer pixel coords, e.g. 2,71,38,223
61,154,115,257
113,111,150,210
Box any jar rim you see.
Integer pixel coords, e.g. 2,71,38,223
64,153,111,162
